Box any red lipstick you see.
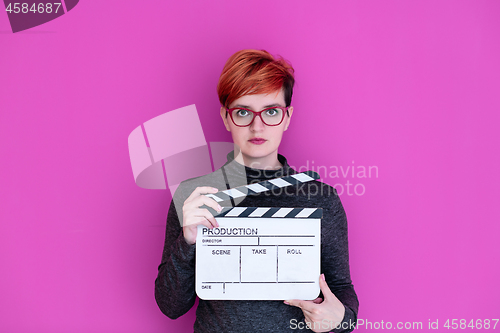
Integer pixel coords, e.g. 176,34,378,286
249,138,266,145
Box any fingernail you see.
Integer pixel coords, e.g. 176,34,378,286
321,274,325,281
284,301,289,305
213,187,218,192
218,205,222,212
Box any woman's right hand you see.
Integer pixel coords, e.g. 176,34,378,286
182,186,222,245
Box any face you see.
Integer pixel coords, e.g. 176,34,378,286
220,89,293,169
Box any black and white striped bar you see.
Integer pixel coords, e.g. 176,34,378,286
204,170,320,204
212,207,323,219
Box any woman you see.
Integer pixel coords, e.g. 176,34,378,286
155,49,359,332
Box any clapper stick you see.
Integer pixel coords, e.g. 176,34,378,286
213,206,323,219
202,170,320,216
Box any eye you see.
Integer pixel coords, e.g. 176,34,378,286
235,109,250,117
265,108,279,116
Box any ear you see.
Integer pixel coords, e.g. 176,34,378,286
220,106,231,132
284,106,293,131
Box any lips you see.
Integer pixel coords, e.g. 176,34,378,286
249,138,266,144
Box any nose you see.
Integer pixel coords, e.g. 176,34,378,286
250,114,265,131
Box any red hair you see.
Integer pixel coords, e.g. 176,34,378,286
217,49,295,108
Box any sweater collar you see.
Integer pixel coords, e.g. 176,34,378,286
222,150,294,182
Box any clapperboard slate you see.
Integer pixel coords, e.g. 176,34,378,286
196,171,323,300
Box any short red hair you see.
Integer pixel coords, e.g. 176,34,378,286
217,49,295,108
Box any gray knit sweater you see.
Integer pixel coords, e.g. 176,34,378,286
155,151,359,332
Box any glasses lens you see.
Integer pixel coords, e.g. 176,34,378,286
230,107,285,126
261,107,284,125
231,109,254,126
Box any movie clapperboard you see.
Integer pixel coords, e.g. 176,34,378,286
196,171,323,300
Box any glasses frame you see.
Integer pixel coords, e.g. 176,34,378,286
225,106,290,127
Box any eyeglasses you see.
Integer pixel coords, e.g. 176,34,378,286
226,106,289,127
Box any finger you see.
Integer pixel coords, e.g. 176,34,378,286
194,195,223,213
185,186,219,204
185,187,219,206
196,208,219,228
284,299,317,315
183,208,218,228
312,297,323,304
284,299,299,308
183,197,221,227
186,218,214,231
319,273,334,301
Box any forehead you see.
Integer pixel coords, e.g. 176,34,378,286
229,89,285,109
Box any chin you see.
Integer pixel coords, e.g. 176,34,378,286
242,148,276,159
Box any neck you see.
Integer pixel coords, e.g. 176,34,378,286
233,147,283,170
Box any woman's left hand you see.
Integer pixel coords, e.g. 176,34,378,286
284,274,346,332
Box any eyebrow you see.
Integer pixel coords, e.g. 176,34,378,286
233,103,283,109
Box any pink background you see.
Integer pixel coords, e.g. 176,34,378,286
1,0,499,332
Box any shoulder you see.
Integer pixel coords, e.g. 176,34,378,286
295,179,346,221
285,165,338,196
294,178,340,201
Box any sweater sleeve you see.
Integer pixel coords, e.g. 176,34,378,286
320,187,359,333
154,198,197,319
